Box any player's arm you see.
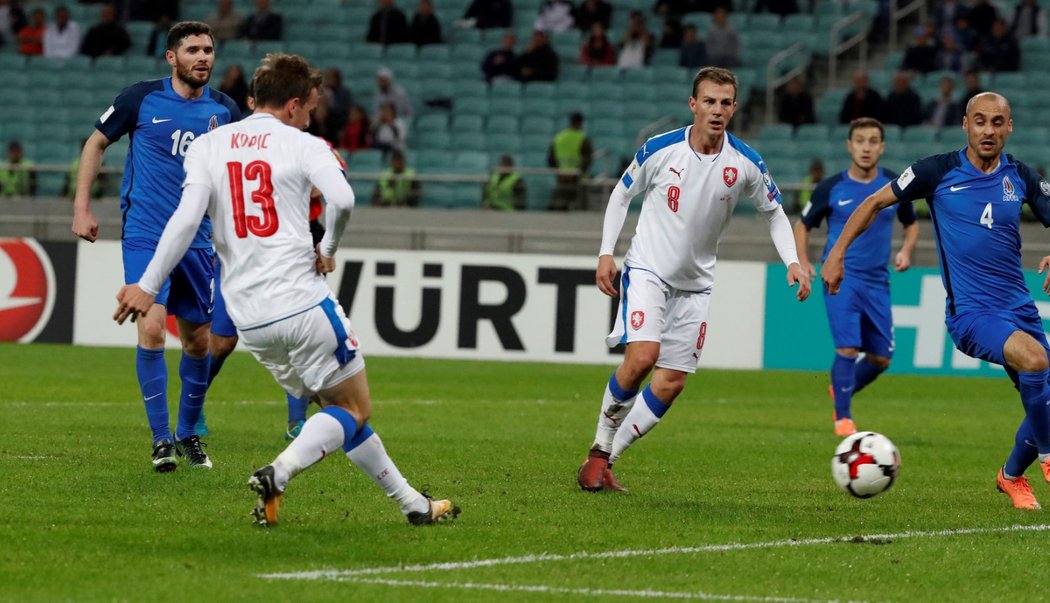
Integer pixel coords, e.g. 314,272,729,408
310,166,356,274
792,220,813,280
597,150,649,297
895,220,919,272
71,129,113,242
821,184,900,294
794,178,832,281
747,160,809,301
114,182,210,324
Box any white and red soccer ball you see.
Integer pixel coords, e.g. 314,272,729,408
831,431,900,499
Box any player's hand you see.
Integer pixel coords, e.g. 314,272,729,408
894,251,912,272
787,262,811,302
1039,256,1050,295
821,255,845,295
316,248,336,275
595,255,618,297
114,284,155,325
799,259,816,281
72,208,99,242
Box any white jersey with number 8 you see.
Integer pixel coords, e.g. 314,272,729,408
181,112,345,330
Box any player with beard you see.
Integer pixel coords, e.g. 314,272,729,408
71,21,240,472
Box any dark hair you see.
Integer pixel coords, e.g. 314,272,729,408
848,117,884,141
251,53,324,110
691,66,737,100
166,21,214,51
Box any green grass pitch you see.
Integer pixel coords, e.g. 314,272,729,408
2,342,1048,602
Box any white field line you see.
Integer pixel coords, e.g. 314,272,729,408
260,523,1050,582
337,576,834,603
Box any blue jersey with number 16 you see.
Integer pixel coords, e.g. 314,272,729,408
890,149,1050,316
95,77,241,248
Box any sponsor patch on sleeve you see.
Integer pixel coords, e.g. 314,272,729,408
896,166,915,190
801,201,812,216
1040,179,1050,197
99,105,115,123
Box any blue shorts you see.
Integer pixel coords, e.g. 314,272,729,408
210,259,237,337
123,239,214,325
823,277,894,357
946,304,1049,368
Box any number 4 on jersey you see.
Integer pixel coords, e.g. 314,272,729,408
227,161,279,238
980,202,993,229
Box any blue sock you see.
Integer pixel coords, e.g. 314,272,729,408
205,352,227,388
1018,369,1050,454
1004,417,1040,478
175,353,210,441
831,353,857,420
853,357,885,394
642,385,671,418
344,422,375,452
136,347,171,444
287,392,310,424
320,406,362,451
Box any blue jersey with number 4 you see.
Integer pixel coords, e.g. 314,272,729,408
96,77,240,248
890,149,1050,315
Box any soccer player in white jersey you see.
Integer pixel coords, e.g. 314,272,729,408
114,53,458,526
577,66,811,492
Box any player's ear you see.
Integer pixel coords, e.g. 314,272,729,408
165,49,176,67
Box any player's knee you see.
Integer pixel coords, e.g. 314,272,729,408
650,377,685,403
182,332,209,356
209,334,238,359
867,355,891,371
138,320,166,347
1016,351,1050,373
624,350,659,376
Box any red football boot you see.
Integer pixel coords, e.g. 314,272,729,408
577,447,609,491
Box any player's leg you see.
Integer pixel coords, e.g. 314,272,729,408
824,279,862,435
285,392,310,440
855,284,894,395
609,366,686,465
123,241,176,471
200,260,238,435
167,249,215,468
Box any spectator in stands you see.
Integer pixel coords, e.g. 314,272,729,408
219,64,250,113
484,155,527,211
977,18,1021,72
754,0,799,18
0,1,29,49
777,76,815,127
934,0,967,36
883,72,923,128
936,29,966,72
373,67,413,120
16,7,44,56
839,69,884,123
617,10,654,68
706,7,740,68
43,5,79,58
901,21,938,73
575,0,612,31
371,101,407,156
339,105,372,153
64,138,104,198
462,0,512,29
368,0,411,45
240,0,282,41
410,0,441,45
1010,0,1048,39
482,32,520,83
950,14,978,50
547,112,593,211
0,140,36,197
372,150,420,207
324,68,353,143
580,22,617,66
519,29,559,82
80,4,131,57
652,0,714,15
924,75,960,128
678,23,707,68
659,14,684,48
534,0,575,33
146,14,174,59
798,158,823,209
967,0,1000,39
958,70,982,109
207,0,243,42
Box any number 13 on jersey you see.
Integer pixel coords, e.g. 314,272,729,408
227,161,279,238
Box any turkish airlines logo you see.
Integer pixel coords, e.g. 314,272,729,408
0,239,56,342
723,167,738,187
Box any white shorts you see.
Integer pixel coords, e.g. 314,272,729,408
605,267,712,373
238,295,365,398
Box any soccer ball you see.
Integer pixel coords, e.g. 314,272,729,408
831,431,900,498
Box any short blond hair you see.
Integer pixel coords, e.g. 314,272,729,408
691,67,738,100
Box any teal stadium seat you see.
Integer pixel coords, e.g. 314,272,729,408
489,97,524,116
796,124,830,140
901,126,938,143
486,133,522,153
759,124,794,141
451,114,485,133
455,97,490,117
451,132,488,153
486,116,520,135
523,98,558,117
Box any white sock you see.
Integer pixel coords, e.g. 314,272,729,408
610,389,669,465
272,412,345,490
593,378,638,453
1040,453,1050,464
346,431,427,515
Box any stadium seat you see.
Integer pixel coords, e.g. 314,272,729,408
451,150,489,174
796,124,830,140
418,45,451,63
489,81,522,99
455,97,490,117
451,132,488,152
486,132,522,153
486,115,520,135
759,124,794,141
524,81,557,99
455,80,489,99
901,127,938,143
384,44,417,62
489,97,524,116
451,114,485,133
522,116,557,136
522,98,558,117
